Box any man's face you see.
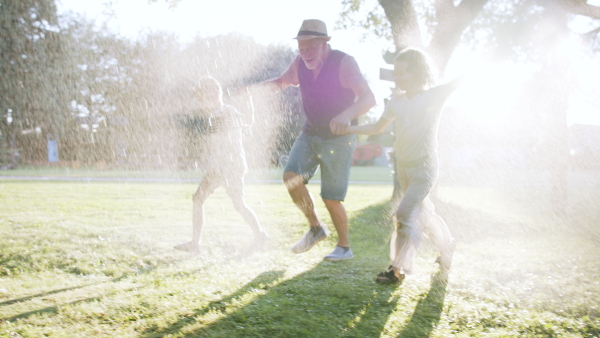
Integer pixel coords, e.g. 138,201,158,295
298,38,327,70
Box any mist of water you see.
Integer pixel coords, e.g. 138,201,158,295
2,3,599,324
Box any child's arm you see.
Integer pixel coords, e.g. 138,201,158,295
347,117,393,135
436,71,468,99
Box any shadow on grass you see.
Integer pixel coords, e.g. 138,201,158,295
0,285,93,307
142,200,401,337
147,262,401,338
397,268,450,338
140,270,286,337
0,267,146,315
1,286,137,322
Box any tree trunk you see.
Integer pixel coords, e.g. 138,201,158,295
379,0,488,72
538,2,572,217
379,0,423,51
427,0,488,73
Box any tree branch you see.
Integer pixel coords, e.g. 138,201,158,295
427,0,489,72
379,0,423,51
561,0,600,20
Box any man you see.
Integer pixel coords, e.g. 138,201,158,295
259,19,376,261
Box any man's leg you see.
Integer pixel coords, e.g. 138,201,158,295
322,199,348,247
284,171,330,253
283,171,321,227
322,198,354,261
282,133,330,253
318,134,356,261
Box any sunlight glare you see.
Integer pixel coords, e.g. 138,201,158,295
558,35,600,126
447,61,528,124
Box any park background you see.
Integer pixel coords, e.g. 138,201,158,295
1,0,600,337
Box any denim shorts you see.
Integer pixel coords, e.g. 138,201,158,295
284,132,356,201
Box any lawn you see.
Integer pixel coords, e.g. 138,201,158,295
0,168,599,337
0,165,396,183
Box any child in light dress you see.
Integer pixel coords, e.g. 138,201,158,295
342,49,462,283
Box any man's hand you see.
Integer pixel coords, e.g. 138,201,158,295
330,115,351,135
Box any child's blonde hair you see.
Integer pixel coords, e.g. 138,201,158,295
193,76,223,101
395,48,437,89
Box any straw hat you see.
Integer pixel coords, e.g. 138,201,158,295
293,19,331,41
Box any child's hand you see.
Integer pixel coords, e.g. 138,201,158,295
330,116,351,135
345,125,359,134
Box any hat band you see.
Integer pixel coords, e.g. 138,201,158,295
297,30,328,37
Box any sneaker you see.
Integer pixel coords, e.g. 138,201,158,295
375,267,405,284
291,225,329,253
323,246,354,261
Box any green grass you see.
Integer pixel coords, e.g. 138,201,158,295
0,165,395,183
0,169,599,337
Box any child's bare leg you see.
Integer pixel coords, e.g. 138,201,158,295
175,179,218,252
226,179,266,238
233,198,264,236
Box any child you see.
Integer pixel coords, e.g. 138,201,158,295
344,49,460,284
175,76,268,252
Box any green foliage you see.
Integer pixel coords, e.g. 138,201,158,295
2,2,301,168
337,0,392,42
40,22,300,168
0,0,76,166
0,169,599,337
336,0,600,72
0,0,69,124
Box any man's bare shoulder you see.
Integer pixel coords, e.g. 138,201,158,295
338,53,370,90
339,54,360,70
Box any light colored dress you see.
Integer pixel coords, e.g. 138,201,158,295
381,85,455,274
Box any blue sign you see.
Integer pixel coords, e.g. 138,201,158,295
47,135,59,162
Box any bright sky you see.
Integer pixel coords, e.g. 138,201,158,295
56,0,393,108
57,0,600,126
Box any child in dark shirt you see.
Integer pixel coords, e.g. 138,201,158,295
175,77,268,252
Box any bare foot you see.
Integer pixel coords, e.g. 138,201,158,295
174,241,200,252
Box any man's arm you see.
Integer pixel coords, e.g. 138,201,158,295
233,56,299,124
254,55,300,93
259,78,290,92
330,55,376,135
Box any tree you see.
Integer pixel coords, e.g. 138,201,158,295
79,31,301,169
338,0,600,212
339,0,489,73
160,33,301,169
2,0,302,169
339,0,600,71
55,15,141,166
0,0,75,167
